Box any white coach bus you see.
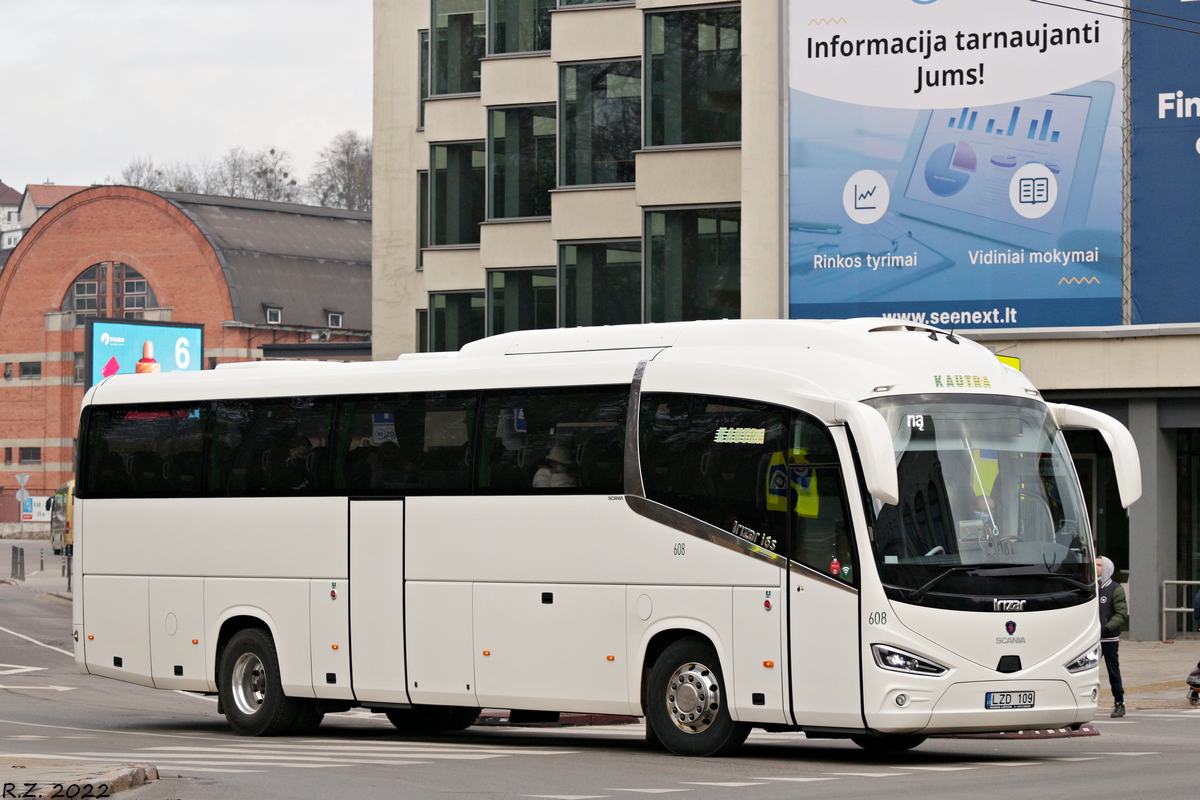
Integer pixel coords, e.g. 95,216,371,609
72,319,1140,755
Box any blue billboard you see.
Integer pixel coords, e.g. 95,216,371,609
85,319,205,388
1128,1,1200,323
789,0,1125,328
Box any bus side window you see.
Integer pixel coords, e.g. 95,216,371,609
80,404,204,498
334,392,476,496
210,397,334,497
639,393,788,555
475,386,627,494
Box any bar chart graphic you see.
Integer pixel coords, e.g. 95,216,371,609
949,105,1063,142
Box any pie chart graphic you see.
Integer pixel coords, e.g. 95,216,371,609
924,141,977,197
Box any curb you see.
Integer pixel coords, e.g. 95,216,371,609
15,764,158,799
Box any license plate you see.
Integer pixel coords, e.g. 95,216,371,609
985,691,1035,709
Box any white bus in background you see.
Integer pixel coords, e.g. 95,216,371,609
71,319,1141,756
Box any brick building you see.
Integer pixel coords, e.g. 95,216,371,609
0,185,371,503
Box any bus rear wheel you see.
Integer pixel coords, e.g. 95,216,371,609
385,705,480,733
850,734,926,752
646,638,749,757
219,628,304,736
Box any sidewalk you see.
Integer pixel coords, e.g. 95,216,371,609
1099,637,1200,709
0,759,156,799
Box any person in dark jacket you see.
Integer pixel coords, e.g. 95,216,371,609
1097,555,1129,717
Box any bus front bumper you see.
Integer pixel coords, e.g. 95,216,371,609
868,678,1098,734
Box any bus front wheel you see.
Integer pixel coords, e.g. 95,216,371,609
218,628,305,736
646,638,749,757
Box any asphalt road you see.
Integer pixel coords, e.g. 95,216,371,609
1,581,1198,800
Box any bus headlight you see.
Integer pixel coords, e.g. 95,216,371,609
1064,643,1101,673
871,644,948,676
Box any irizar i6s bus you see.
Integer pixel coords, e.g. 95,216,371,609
72,319,1140,755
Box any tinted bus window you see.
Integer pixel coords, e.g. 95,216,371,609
477,386,627,493
335,392,477,495
81,404,206,498
210,396,336,496
640,393,788,553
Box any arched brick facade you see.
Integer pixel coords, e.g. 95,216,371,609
0,187,244,498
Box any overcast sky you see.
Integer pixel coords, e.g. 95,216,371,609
1,1,372,192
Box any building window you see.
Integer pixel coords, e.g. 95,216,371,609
431,141,486,246
265,306,283,324
490,0,554,54
430,291,485,352
432,0,485,96
645,207,740,322
74,353,86,384
418,169,429,268
489,105,556,219
63,262,158,322
417,309,430,353
488,268,557,336
327,312,344,329
560,61,641,186
419,29,430,128
647,7,741,147
560,241,641,327
19,447,41,465
3,448,10,465
19,361,41,380
559,0,624,5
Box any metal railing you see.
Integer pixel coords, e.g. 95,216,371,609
1162,580,1200,641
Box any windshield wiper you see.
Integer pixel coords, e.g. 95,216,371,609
908,563,1035,603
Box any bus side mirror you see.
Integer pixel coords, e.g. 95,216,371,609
45,497,53,511
836,401,899,507
1049,403,1142,509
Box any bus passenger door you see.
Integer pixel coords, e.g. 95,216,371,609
784,420,864,729
788,570,862,728
349,499,408,704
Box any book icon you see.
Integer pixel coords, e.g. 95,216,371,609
1018,177,1050,205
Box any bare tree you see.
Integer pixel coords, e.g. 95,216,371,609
212,146,301,202
306,131,372,212
120,156,168,190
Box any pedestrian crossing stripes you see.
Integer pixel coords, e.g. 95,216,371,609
0,738,578,774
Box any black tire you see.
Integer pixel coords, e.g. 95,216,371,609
52,547,62,556
386,705,480,733
850,734,927,752
289,699,325,735
218,627,304,736
645,638,750,757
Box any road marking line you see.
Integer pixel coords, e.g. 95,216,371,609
1086,752,1159,756
0,626,73,657
602,790,690,794
901,766,978,771
751,777,837,781
823,772,910,778
523,795,610,799
174,690,218,703
0,664,47,675
970,762,1039,767
156,766,264,773
680,782,767,787
0,684,74,691
1047,757,1102,762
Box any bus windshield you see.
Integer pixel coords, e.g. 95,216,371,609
864,394,1094,611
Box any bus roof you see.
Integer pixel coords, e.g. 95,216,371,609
83,319,1037,410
